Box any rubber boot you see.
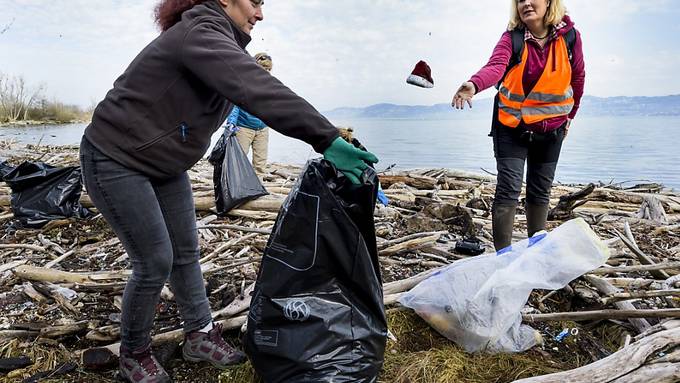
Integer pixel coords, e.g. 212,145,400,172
526,203,549,237
492,203,517,251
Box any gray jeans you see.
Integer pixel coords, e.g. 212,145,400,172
492,124,566,206
79,137,211,350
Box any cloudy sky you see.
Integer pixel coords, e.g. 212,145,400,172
1,0,678,111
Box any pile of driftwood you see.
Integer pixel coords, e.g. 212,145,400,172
1,143,680,382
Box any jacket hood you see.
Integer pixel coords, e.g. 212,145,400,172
183,0,252,49
555,15,575,37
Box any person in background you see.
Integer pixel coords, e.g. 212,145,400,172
226,52,272,175
79,0,377,382
452,0,585,251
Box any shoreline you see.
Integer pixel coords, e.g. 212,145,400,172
0,119,89,128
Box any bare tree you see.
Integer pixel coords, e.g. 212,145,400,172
0,72,44,122
0,18,15,35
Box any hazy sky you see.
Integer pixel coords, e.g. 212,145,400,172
1,0,678,111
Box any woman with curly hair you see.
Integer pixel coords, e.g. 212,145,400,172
80,1,377,381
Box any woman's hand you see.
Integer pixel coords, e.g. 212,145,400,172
452,81,475,110
564,118,572,138
323,137,379,184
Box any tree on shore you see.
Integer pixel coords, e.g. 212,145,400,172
0,72,91,124
0,72,44,122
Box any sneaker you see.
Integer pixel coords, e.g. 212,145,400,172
182,323,246,369
119,344,171,383
406,60,434,88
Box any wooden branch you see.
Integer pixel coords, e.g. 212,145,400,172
379,234,443,257
44,249,76,269
40,321,89,338
523,309,680,322
92,315,248,356
227,209,278,220
0,243,46,252
377,231,448,250
548,183,595,220
212,283,254,319
383,266,445,295
589,262,680,275
13,265,90,284
637,195,669,224
196,224,272,235
379,173,438,189
0,259,27,273
13,265,130,284
584,275,651,332
616,224,669,280
512,326,680,382
609,363,680,383
602,289,680,305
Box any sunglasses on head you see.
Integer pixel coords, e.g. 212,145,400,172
256,55,271,61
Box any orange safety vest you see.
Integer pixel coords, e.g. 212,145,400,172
497,35,574,128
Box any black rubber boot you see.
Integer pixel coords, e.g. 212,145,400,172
526,203,550,237
492,203,517,251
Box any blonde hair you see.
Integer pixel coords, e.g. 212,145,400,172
254,52,272,71
508,0,567,31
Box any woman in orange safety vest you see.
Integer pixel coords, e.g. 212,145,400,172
452,0,585,251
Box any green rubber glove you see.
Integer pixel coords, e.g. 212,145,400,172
323,137,379,184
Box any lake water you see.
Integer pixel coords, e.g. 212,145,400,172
1,116,678,189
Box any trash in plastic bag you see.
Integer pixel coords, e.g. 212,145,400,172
207,129,268,214
245,158,387,383
1,161,92,228
399,218,610,353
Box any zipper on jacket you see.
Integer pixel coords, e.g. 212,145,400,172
179,122,188,143
135,122,189,151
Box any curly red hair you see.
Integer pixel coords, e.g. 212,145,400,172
154,0,209,31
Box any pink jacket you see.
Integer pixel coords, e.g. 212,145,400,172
469,15,585,133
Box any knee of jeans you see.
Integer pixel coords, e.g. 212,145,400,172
495,158,524,204
131,256,173,287
173,246,200,267
526,163,557,205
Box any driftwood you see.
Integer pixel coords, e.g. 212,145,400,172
548,183,595,220
523,309,680,322
589,261,680,275
584,275,651,332
602,289,680,305
3,143,680,382
512,326,680,383
637,195,669,224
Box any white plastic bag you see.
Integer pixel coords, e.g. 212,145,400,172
399,218,610,353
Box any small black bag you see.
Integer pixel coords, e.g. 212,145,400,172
1,161,91,228
245,159,387,383
207,130,268,214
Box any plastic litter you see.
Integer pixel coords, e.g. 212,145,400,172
399,218,610,353
0,161,91,228
245,158,387,382
207,129,268,214
47,283,77,301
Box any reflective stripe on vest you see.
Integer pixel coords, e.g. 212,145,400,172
497,34,574,128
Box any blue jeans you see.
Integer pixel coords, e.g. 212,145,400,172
79,137,211,350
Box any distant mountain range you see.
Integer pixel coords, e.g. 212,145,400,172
324,95,680,119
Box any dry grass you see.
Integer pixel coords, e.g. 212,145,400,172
0,339,72,382
217,310,586,383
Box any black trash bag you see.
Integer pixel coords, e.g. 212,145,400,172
245,158,387,383
207,130,268,214
1,161,91,228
